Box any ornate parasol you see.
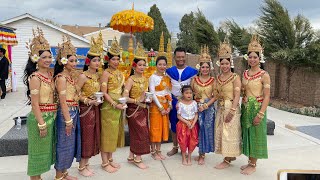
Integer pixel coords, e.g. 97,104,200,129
110,3,154,79
110,3,154,33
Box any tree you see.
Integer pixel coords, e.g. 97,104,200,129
177,12,199,54
258,0,316,100
223,20,252,55
141,4,171,51
194,10,220,56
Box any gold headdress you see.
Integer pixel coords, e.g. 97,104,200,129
217,38,234,68
26,27,51,63
196,45,213,70
87,36,102,57
57,35,76,65
108,36,121,56
134,42,146,60
247,34,265,63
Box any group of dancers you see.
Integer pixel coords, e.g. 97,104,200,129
24,28,270,180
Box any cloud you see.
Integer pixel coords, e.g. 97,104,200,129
1,0,319,36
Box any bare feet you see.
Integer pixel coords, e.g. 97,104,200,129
182,158,188,166
78,167,93,177
127,156,134,163
101,163,118,173
167,147,178,156
109,161,121,169
151,152,161,160
240,164,249,170
157,151,166,160
64,174,78,180
241,166,256,175
85,164,94,174
133,159,149,169
198,156,205,165
215,161,230,169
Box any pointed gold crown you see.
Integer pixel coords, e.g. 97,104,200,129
26,27,51,57
108,36,121,56
218,38,232,59
57,35,76,65
199,45,211,63
134,42,146,60
248,34,263,54
88,36,102,57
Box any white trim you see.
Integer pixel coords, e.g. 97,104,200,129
83,27,124,37
1,13,89,44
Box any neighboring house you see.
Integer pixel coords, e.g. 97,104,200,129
61,24,104,37
61,25,124,49
1,13,90,87
83,28,124,48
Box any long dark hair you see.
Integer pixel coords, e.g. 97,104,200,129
53,55,73,77
130,58,146,76
219,58,234,72
247,51,264,70
23,50,52,104
83,54,100,71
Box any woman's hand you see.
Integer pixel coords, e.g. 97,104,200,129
89,99,100,106
253,116,261,126
39,128,48,138
161,109,167,115
224,112,234,123
65,124,73,136
116,104,127,110
198,105,204,112
242,96,248,103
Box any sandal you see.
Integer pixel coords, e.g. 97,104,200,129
109,158,121,168
151,150,161,160
156,150,166,160
101,162,118,173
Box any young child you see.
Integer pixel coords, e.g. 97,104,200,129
176,85,199,165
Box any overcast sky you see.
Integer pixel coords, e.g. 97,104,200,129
1,0,320,36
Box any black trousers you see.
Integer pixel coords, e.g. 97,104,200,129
0,79,6,98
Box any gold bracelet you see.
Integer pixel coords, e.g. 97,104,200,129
258,111,265,115
38,122,47,130
203,103,208,109
229,110,236,115
65,118,73,126
158,106,164,111
230,108,236,111
83,98,88,104
111,101,117,108
257,113,264,119
134,99,137,104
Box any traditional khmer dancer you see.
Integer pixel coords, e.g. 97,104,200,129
23,28,57,180
240,35,271,175
214,40,242,170
100,37,126,173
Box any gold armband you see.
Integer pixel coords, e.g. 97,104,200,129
264,84,270,89
234,87,240,92
124,89,129,93
37,122,47,130
101,82,107,87
30,89,39,95
59,90,66,95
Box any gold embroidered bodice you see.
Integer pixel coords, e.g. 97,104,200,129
56,73,78,101
129,75,148,99
106,69,124,95
192,76,215,102
216,73,238,101
31,72,55,104
242,70,265,98
81,71,100,98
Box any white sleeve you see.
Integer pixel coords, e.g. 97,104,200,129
149,75,162,109
177,102,181,115
193,101,198,113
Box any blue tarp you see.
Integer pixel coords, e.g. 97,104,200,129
50,47,89,69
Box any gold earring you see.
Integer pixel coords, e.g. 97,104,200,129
36,63,39,70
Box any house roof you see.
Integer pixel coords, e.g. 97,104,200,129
1,13,89,44
62,25,105,37
83,27,124,37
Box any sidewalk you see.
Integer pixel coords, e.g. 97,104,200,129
0,90,319,179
